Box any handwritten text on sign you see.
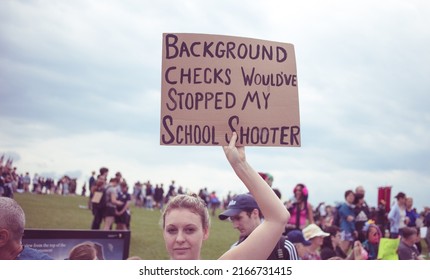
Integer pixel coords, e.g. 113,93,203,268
160,33,300,146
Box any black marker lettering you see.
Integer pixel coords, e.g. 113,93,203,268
165,67,177,85
165,34,178,59
166,88,177,111
161,115,175,144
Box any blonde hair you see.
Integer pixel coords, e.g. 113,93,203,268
68,241,98,260
162,194,210,230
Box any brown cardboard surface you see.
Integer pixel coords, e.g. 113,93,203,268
160,33,300,146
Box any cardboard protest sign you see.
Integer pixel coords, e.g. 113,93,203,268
160,33,300,146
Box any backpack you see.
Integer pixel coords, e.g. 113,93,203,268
91,187,109,209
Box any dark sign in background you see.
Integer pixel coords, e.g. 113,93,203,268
22,229,130,260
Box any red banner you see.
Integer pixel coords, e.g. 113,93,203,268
378,186,392,213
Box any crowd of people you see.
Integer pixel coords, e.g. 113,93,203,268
217,173,430,260
1,147,430,260
281,182,430,260
262,171,430,261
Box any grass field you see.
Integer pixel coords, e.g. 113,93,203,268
14,193,237,259
14,193,429,260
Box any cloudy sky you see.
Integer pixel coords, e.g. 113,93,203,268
1,0,429,211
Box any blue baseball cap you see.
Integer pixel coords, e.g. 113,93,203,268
287,230,311,246
218,194,259,220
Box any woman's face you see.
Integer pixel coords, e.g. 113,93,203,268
163,208,209,260
368,226,381,244
294,186,303,200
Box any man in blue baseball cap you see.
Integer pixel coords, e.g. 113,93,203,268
286,229,311,259
219,193,298,260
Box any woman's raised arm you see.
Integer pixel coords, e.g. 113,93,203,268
219,132,290,260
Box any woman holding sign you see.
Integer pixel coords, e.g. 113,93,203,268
161,132,290,260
